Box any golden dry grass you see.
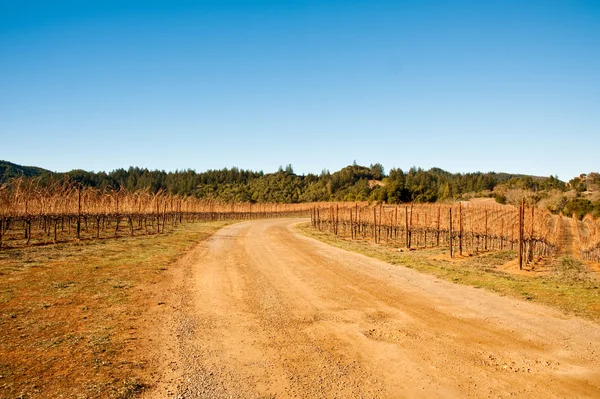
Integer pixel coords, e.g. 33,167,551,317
296,223,600,321
0,221,231,399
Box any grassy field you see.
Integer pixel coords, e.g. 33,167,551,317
0,221,231,399
296,223,600,321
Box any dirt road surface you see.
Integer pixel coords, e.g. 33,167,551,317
143,219,600,398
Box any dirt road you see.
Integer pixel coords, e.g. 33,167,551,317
144,219,600,398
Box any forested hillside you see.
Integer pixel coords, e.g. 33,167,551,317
1,159,568,203
0,160,51,182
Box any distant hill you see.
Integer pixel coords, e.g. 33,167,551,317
0,160,51,183
2,159,596,218
0,159,569,204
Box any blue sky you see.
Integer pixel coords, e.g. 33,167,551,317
1,0,598,180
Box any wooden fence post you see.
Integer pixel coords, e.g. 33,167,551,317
529,206,535,263
449,208,453,258
408,204,413,249
519,199,524,270
458,202,463,256
405,206,409,248
350,208,354,239
162,202,167,233
318,206,322,229
76,186,81,239
394,206,398,240
500,218,504,250
378,202,383,244
355,203,359,238
335,204,339,235
436,207,441,247
373,207,377,242
484,209,488,251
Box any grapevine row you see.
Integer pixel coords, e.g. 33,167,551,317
311,202,558,267
0,178,311,248
579,214,600,262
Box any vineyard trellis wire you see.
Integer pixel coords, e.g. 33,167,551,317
310,201,561,269
3,176,598,263
0,177,312,249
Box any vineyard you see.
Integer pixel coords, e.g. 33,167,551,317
310,202,570,268
579,214,600,262
2,177,600,264
0,178,311,249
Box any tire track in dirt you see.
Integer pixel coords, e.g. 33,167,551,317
144,218,600,399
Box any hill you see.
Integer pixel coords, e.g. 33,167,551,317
0,159,575,206
0,160,51,182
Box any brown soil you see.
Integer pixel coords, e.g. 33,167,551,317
141,218,600,398
496,258,554,276
0,222,230,399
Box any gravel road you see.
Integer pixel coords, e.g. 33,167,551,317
143,218,600,398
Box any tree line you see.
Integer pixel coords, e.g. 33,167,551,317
1,160,568,205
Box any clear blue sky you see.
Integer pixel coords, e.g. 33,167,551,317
1,0,598,180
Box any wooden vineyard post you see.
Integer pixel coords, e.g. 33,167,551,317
484,209,488,251
332,206,336,233
173,198,177,226
335,204,339,236
458,202,463,256
159,198,163,233
422,212,426,248
529,206,535,263
0,218,3,249
355,203,359,238
405,206,409,248
500,218,504,250
378,203,383,244
350,208,354,239
76,186,81,239
179,199,183,224
317,207,320,230
436,207,441,247
114,196,120,237
24,200,27,239
519,199,524,270
162,202,167,233
128,216,134,236
449,208,453,258
408,204,413,249
25,219,31,245
155,196,159,234
373,207,377,243
394,206,398,240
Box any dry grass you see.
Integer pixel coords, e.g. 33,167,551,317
296,223,600,321
311,202,557,260
0,220,231,399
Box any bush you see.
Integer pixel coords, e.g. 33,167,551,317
495,194,507,204
562,198,600,220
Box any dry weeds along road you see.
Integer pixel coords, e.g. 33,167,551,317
143,218,600,399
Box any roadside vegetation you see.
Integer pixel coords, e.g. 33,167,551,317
296,223,600,321
0,221,231,399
